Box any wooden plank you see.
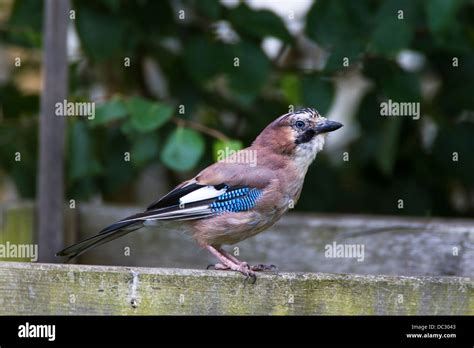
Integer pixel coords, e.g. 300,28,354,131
75,204,474,277
0,262,471,315
1,202,473,276
37,0,70,262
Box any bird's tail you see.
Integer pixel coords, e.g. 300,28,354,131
56,218,144,262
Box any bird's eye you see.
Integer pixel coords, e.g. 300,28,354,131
295,120,306,129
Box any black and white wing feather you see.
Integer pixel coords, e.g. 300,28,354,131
56,181,262,261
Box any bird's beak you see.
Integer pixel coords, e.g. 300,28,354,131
314,120,343,134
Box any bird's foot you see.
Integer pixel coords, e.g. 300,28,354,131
236,264,257,283
251,263,279,274
207,262,256,283
205,245,258,283
206,263,229,270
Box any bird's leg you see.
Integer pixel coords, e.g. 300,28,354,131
217,247,249,267
216,247,278,274
205,245,256,281
206,247,245,271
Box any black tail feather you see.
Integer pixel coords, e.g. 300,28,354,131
56,220,143,262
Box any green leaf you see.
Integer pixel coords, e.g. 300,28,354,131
161,127,205,171
368,0,416,55
437,53,474,115
184,38,270,102
433,122,474,184
183,37,221,83
101,0,121,12
8,0,43,31
193,0,221,19
212,139,243,162
11,162,36,198
228,4,292,43
75,4,124,61
0,84,39,118
383,72,421,102
375,118,403,175
127,1,175,37
301,76,334,114
5,125,37,198
364,59,421,102
226,41,270,101
281,74,302,105
126,97,174,132
119,119,136,137
370,20,412,55
426,0,464,34
324,43,364,72
425,0,467,50
371,20,413,55
91,97,128,126
305,0,371,69
99,128,134,195
68,121,102,182
131,134,159,167
6,0,43,47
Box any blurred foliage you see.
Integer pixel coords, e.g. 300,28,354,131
0,0,473,216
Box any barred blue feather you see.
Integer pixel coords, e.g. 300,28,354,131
210,187,262,214
57,183,262,260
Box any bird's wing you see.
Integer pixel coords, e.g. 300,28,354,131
113,163,276,226
57,163,275,260
146,179,199,211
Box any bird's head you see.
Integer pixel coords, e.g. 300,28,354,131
253,108,343,168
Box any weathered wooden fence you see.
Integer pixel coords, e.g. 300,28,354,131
1,202,473,275
0,202,473,314
0,262,472,315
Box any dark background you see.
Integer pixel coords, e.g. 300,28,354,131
1,0,473,217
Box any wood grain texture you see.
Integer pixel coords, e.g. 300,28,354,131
0,262,472,315
37,0,70,262
1,202,473,276
75,204,474,277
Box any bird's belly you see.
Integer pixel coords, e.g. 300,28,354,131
191,207,287,246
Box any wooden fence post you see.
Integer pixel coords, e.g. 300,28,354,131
37,0,70,262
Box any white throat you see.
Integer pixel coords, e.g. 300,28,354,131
293,134,326,173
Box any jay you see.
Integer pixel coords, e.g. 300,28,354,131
57,108,343,280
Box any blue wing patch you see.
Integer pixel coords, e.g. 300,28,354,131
115,184,263,224
210,187,262,214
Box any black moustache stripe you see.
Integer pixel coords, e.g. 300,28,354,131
295,129,316,144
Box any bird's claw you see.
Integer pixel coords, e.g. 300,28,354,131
251,263,279,274
236,264,256,284
235,264,256,284
206,262,257,283
244,272,257,284
206,262,278,279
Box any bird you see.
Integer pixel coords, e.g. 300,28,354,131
57,108,343,281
